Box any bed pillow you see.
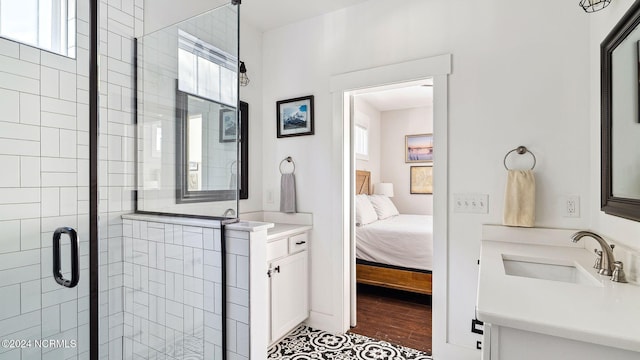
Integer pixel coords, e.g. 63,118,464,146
356,194,378,226
368,195,400,220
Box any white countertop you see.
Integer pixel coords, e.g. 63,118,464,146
240,211,312,240
226,221,310,239
267,223,312,240
476,226,640,353
226,220,274,233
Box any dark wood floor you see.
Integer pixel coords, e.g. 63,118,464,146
349,284,432,355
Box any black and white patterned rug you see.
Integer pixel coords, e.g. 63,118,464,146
268,325,433,360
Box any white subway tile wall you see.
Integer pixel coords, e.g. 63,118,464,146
98,0,142,358
123,219,249,360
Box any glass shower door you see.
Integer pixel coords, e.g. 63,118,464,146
0,0,92,358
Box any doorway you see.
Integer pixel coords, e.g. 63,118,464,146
330,54,451,358
347,81,434,354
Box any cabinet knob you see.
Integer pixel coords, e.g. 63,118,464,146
274,266,280,273
295,241,306,245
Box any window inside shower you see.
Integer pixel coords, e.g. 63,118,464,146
0,0,76,57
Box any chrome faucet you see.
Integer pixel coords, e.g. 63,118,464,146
571,231,616,276
222,208,236,218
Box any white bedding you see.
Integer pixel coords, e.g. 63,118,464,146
356,214,433,271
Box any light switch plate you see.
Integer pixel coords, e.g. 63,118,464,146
454,194,489,214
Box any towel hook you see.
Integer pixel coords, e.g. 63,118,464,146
503,146,536,170
279,156,296,174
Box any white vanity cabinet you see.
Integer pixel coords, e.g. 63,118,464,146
477,225,640,360
481,324,640,360
267,230,309,344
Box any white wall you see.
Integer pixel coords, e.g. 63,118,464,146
239,20,264,213
589,3,640,266
354,97,381,187
380,106,433,215
261,0,591,356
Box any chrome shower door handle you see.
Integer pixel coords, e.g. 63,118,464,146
53,227,80,288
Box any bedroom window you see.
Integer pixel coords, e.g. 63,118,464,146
355,124,369,160
0,0,76,58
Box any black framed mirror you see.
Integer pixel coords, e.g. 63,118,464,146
602,0,640,221
176,87,248,203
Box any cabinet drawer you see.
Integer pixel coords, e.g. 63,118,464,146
267,238,288,261
288,233,308,254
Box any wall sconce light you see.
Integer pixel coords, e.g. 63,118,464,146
579,0,611,13
239,61,250,86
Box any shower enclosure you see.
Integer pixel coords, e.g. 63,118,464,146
0,0,241,359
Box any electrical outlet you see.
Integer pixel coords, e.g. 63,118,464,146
454,194,489,214
266,190,274,204
564,195,580,218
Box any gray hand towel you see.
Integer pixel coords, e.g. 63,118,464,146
280,173,296,213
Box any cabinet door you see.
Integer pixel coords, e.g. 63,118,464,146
482,323,492,360
270,250,309,342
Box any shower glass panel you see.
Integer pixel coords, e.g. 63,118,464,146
136,3,239,218
0,0,91,358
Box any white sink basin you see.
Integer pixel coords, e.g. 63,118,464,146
502,255,601,286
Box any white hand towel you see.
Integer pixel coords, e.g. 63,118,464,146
503,170,535,227
280,173,297,213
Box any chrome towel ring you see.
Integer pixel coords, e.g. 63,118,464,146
279,156,296,174
503,146,536,170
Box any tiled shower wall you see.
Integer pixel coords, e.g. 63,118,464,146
98,0,143,359
0,0,93,359
122,218,250,360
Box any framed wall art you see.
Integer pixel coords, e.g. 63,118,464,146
410,166,433,194
277,95,314,138
219,108,237,142
405,133,433,163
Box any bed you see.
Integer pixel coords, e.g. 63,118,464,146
355,170,433,295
